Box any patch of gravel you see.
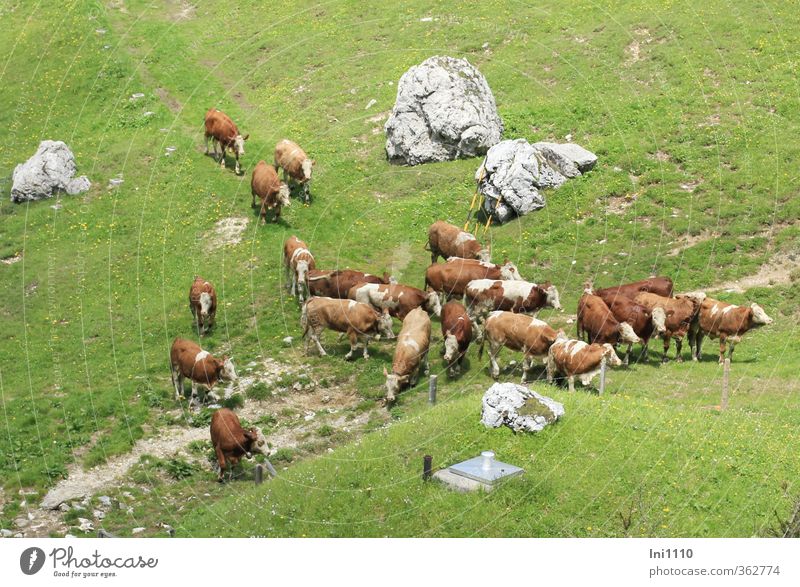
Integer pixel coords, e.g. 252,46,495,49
710,251,798,293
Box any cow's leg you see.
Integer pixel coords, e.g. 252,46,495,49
568,376,575,392
675,338,684,363
214,445,226,482
172,367,183,400
488,341,502,379
624,343,632,366
362,335,370,360
423,349,430,376
520,356,531,383
190,381,200,408
661,336,670,363
719,335,727,364
345,329,358,360
234,153,241,175
219,145,226,169
728,337,739,361
204,134,210,155
694,333,704,362
290,269,297,297
303,182,310,204
312,327,327,356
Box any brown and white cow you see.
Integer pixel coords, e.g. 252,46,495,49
189,276,217,335
251,161,290,224
478,311,560,383
307,269,391,299
595,289,666,364
210,408,268,482
688,297,773,363
546,332,623,392
594,276,674,300
426,221,490,263
204,108,249,175
466,279,562,339
384,308,431,403
348,282,442,320
283,235,316,302
170,338,237,406
425,257,522,300
301,296,394,360
441,301,473,377
634,291,706,362
274,139,314,203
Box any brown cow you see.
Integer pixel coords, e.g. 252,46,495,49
189,276,217,335
210,408,268,482
594,276,674,300
274,139,314,203
384,308,431,403
576,289,641,349
204,108,249,174
478,311,560,383
546,332,623,392
441,301,473,377
348,282,442,320
425,258,523,300
466,279,562,340
426,221,490,263
688,298,773,363
634,291,706,362
170,338,237,406
301,296,394,360
594,288,664,364
308,269,391,299
283,235,316,303
251,161,290,224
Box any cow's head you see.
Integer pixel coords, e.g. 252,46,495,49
233,133,249,157
278,183,291,207
301,159,314,182
296,259,310,284
680,291,707,305
377,311,394,339
500,260,522,281
477,248,491,263
425,290,442,317
383,367,408,403
199,292,213,317
618,322,641,345
443,334,459,363
750,303,773,326
650,306,667,334
602,343,623,367
544,285,562,311
244,427,268,458
219,356,238,382
582,280,594,295
554,329,569,343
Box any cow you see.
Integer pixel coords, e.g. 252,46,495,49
274,139,314,203
478,311,560,383
441,301,473,377
546,332,623,392
210,408,269,482
466,279,562,340
251,161,290,224
204,108,249,175
307,269,391,299
634,291,706,362
594,276,674,300
283,235,316,303
300,296,394,360
688,298,773,363
576,289,641,350
593,288,664,364
348,282,442,320
384,308,431,403
170,338,237,407
188,276,217,335
425,257,523,301
426,221,490,263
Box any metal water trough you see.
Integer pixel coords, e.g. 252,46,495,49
447,451,524,486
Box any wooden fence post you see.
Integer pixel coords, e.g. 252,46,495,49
254,464,264,485
428,375,437,405
423,455,433,481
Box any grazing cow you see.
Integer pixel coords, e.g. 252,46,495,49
441,301,473,377
307,269,391,299
170,338,237,406
348,282,442,320
478,311,560,383
465,280,562,339
425,258,523,300
384,308,431,403
546,332,623,392
189,276,217,335
283,236,316,302
594,288,665,364
594,276,674,300
274,139,314,203
634,292,706,362
210,408,268,482
688,298,773,363
576,290,641,349
426,221,490,263
204,108,249,175
300,296,394,360
251,161,290,224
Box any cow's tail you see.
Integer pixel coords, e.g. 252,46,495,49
300,299,310,340
478,330,486,360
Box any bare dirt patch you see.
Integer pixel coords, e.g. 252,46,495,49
710,251,799,293
666,230,716,256
623,28,652,67
155,87,181,113
1,253,21,265
204,216,249,251
603,193,638,215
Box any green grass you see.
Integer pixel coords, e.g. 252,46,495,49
0,0,799,536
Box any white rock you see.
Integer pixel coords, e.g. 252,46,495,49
534,141,597,173
98,495,112,507
131,527,145,534
0,528,13,538
11,141,91,202
481,382,565,433
78,518,94,532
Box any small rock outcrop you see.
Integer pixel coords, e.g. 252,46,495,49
481,382,564,433
476,138,597,223
11,140,91,203
385,56,503,166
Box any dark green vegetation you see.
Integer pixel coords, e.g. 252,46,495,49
0,0,798,537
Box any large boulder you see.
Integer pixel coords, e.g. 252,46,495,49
11,140,91,203
481,382,564,433
385,56,503,166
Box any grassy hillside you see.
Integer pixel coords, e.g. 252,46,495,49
0,0,798,537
